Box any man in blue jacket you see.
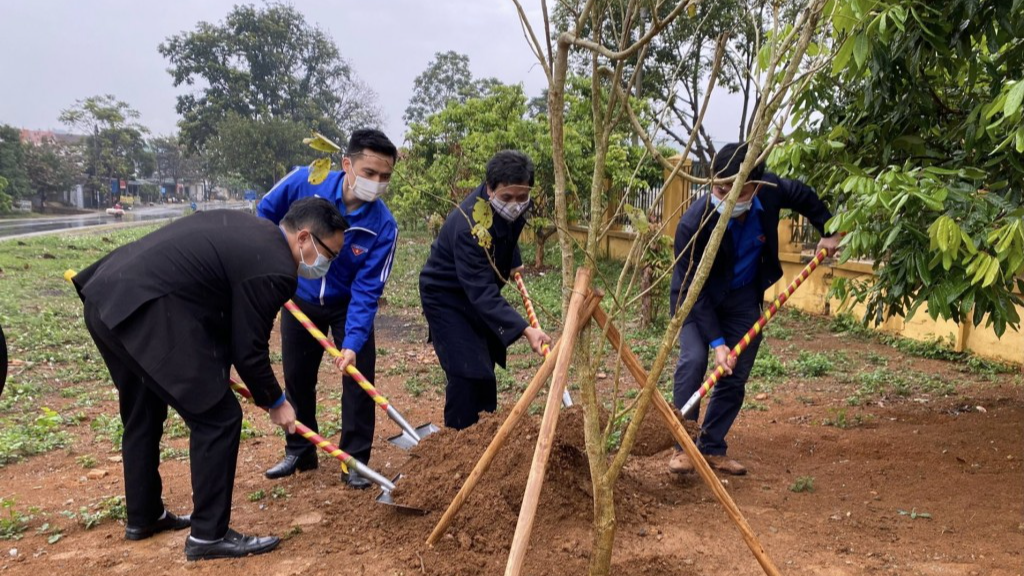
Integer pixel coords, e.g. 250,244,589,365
668,142,840,476
258,129,399,489
419,150,551,430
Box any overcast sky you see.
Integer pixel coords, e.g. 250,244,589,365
0,1,741,147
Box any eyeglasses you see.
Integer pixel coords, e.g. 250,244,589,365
308,231,339,261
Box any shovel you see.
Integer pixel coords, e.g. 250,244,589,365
229,378,425,514
678,248,828,418
512,272,573,408
283,300,439,449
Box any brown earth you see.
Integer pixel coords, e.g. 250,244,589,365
0,308,1021,576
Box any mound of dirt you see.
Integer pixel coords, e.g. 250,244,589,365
389,406,685,546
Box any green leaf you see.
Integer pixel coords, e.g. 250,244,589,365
853,34,870,68
1004,81,1024,118
757,43,772,71
832,37,856,75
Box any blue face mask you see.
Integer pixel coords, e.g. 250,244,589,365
709,195,752,218
297,235,332,279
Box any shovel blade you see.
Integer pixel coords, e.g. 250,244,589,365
387,422,440,450
375,474,428,515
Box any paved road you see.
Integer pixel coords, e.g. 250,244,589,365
0,202,249,240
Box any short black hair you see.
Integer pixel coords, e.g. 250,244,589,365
712,142,766,183
346,128,398,164
485,150,535,190
281,197,349,238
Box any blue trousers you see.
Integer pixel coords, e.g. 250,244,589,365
672,283,763,456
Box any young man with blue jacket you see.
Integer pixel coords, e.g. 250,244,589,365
257,129,399,489
668,142,840,476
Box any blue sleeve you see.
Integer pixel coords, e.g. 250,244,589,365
709,337,726,349
341,220,399,353
257,167,307,225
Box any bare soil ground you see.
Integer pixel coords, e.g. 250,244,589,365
0,305,1021,576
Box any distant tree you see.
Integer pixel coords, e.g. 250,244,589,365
0,125,32,210
205,113,316,191
159,2,382,153
0,176,9,213
151,135,203,196
23,139,80,210
59,95,152,206
403,51,478,125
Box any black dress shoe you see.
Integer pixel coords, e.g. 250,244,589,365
264,452,318,479
125,510,191,541
344,469,372,490
184,529,280,561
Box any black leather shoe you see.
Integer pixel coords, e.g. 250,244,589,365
184,529,280,561
125,510,191,541
264,452,318,479
344,470,372,490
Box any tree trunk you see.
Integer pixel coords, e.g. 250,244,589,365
588,482,616,576
640,264,653,328
535,235,545,268
549,41,574,316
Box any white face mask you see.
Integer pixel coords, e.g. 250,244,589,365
710,195,752,218
297,236,332,279
490,197,529,222
351,175,388,203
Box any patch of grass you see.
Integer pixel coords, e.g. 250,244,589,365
848,369,955,405
821,408,866,429
270,486,289,499
0,498,32,540
864,351,888,366
90,413,124,451
764,322,793,341
159,446,189,462
0,407,71,466
828,313,876,340
248,490,266,502
240,419,263,440
741,401,769,411
165,410,189,439
750,347,788,380
75,496,127,530
897,508,932,520
792,351,834,377
789,476,815,493
269,351,283,364
76,454,97,469
882,334,961,362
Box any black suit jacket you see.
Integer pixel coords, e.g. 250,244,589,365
669,172,833,344
73,210,297,412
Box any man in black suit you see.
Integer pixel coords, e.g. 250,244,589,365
419,150,551,430
72,198,348,561
668,142,840,476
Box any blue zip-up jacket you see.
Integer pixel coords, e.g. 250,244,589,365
258,166,399,354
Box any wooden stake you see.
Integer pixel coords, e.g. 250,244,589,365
504,267,593,576
426,289,603,546
593,305,782,576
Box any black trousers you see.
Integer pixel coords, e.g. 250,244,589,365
280,297,376,464
672,282,763,456
83,304,242,541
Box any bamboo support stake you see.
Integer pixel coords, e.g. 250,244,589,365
504,267,593,576
427,289,603,546
593,305,782,576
